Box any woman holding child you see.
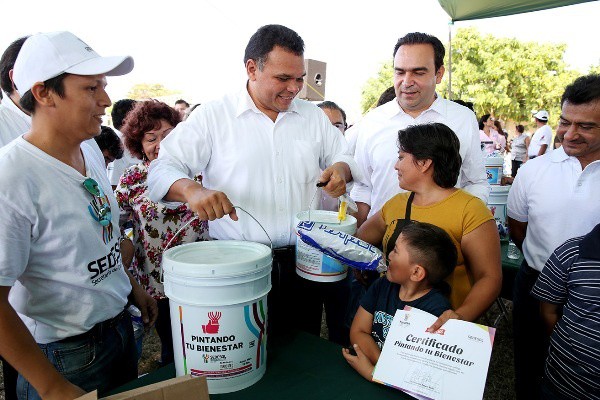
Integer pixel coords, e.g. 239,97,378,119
343,123,501,380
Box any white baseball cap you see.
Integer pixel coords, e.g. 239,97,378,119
13,31,134,96
532,110,549,121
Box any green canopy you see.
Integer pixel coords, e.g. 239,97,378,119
438,0,597,21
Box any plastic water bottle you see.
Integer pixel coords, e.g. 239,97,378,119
507,240,520,260
128,305,144,360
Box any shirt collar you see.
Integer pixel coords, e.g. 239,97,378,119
550,146,572,163
392,93,444,119
235,83,300,118
1,90,31,124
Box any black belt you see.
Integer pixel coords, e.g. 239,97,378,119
58,309,128,343
272,245,295,257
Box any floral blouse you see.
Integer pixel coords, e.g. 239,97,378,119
115,162,209,299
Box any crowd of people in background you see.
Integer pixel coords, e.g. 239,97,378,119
0,24,599,400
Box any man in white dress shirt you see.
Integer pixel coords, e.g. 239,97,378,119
351,32,488,227
106,98,140,188
0,35,32,400
0,36,31,147
148,24,357,339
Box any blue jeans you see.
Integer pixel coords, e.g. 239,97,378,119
512,260,548,400
17,311,137,400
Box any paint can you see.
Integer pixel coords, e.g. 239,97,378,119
485,156,504,185
488,185,511,229
163,240,272,394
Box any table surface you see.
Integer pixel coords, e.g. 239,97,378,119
112,331,409,399
112,245,522,398
501,241,523,271
500,241,524,300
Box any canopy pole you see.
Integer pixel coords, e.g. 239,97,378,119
448,20,454,100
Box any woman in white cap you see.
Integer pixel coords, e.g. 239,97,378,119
0,31,157,400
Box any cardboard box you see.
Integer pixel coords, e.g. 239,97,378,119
76,375,209,400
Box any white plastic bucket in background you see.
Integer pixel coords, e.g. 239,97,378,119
488,185,511,228
485,156,504,185
294,210,357,282
162,241,272,394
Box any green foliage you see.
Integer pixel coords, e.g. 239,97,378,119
439,27,579,126
589,64,600,75
127,83,180,100
360,62,393,114
360,28,584,126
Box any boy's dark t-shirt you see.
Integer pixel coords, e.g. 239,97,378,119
360,276,451,348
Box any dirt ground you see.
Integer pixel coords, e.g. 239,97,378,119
0,301,515,399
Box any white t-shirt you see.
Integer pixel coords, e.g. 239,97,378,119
0,137,132,343
528,124,552,157
507,147,600,271
148,88,358,248
351,96,489,218
106,128,142,185
511,133,529,162
0,92,31,147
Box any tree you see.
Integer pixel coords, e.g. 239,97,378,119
360,28,582,126
440,27,579,126
360,62,393,114
126,83,180,100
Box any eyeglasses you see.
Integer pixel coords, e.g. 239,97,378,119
83,177,112,227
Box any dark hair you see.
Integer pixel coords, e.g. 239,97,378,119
317,101,347,124
561,74,600,107
478,113,491,130
398,123,461,188
94,125,124,160
376,86,396,107
1,36,28,94
111,99,137,130
451,99,474,112
244,24,304,70
494,120,507,138
19,73,68,114
400,222,457,285
175,99,190,107
516,124,525,134
121,100,181,159
393,32,445,72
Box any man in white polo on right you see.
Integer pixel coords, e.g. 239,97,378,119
507,74,600,400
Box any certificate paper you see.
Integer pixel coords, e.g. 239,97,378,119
372,310,495,400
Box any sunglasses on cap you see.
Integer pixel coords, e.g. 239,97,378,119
83,177,112,227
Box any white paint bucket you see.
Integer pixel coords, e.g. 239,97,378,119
294,210,357,282
485,157,504,185
162,240,272,394
488,185,511,228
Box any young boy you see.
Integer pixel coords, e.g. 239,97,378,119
342,221,457,381
531,223,600,399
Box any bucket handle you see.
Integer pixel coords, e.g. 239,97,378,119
159,205,273,283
